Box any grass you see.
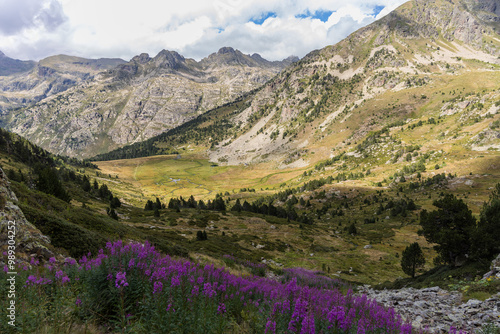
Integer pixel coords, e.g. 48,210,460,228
95,154,306,205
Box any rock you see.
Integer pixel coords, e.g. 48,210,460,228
466,299,482,307
483,253,500,279
0,167,56,265
356,284,500,333
364,245,373,249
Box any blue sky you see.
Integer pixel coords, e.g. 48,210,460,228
0,0,408,62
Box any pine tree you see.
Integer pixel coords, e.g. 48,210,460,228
231,199,242,212
347,223,357,235
144,200,154,211
107,207,118,220
401,242,425,278
82,175,91,192
420,194,475,266
155,197,162,210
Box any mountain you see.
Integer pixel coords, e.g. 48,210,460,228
0,54,125,112
0,48,297,158
0,51,36,76
98,0,500,169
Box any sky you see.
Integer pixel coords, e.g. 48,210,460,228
0,0,408,62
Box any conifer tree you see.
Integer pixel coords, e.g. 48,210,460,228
401,242,425,278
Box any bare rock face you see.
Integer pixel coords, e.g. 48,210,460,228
0,54,126,112
0,167,55,266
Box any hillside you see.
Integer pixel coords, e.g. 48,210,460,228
1,126,499,332
0,48,297,158
1,1,500,332
0,51,36,76
100,0,500,169
0,54,125,112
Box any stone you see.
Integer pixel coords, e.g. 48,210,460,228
0,168,57,265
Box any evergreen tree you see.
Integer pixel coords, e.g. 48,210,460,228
197,199,206,210
420,194,476,266
187,195,197,208
36,167,70,202
347,223,357,235
99,184,111,199
231,199,242,212
155,197,162,210
145,200,154,211
107,207,118,220
82,175,91,192
401,242,425,278
473,183,500,259
196,230,208,241
110,196,121,209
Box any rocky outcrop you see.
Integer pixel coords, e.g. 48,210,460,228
483,254,500,279
0,54,125,111
0,167,55,265
1,48,296,158
358,285,500,333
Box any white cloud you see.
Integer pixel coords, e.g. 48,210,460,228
0,0,409,61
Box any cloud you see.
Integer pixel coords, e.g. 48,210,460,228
0,0,66,35
0,0,408,61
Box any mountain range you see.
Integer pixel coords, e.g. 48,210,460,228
96,0,500,169
0,0,499,167
0,48,296,158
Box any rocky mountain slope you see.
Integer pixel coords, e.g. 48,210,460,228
0,53,125,112
98,0,500,170
206,0,500,167
0,167,56,265
0,48,296,158
0,51,36,76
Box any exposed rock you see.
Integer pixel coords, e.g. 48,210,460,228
0,167,56,266
357,285,500,333
483,254,500,279
1,48,295,158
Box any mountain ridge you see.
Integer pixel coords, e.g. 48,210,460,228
93,0,500,170
0,48,296,158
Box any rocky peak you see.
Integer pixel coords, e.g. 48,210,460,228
153,49,186,69
0,50,5,58
202,47,260,67
131,53,152,64
217,46,237,55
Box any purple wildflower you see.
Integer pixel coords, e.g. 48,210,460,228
265,320,276,334
217,302,226,315
115,271,129,288
153,281,163,294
